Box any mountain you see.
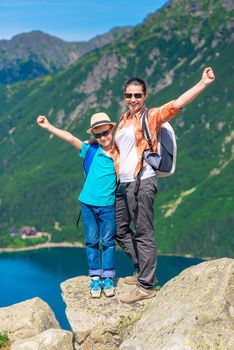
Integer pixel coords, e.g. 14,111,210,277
0,27,132,84
0,0,233,257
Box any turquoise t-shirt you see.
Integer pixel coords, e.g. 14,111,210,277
78,142,117,206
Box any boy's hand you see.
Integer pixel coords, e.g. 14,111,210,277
37,115,50,129
201,67,215,86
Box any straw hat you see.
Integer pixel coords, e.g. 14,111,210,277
86,112,116,134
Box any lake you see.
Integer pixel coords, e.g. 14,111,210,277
0,247,203,330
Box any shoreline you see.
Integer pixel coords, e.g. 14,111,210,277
0,242,213,260
0,241,84,253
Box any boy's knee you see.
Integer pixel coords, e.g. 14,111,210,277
101,238,116,248
86,239,99,247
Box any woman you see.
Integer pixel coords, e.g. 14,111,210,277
114,67,215,304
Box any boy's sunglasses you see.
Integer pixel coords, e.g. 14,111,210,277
124,93,144,99
92,129,112,139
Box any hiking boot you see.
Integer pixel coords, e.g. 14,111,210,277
124,273,158,286
120,286,156,304
102,278,116,297
90,279,102,298
124,272,138,285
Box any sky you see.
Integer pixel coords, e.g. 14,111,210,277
0,0,167,42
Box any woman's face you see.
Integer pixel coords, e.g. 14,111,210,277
124,84,147,114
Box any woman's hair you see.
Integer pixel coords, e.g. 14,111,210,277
124,77,147,95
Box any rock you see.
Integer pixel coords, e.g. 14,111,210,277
3,258,233,349
120,258,234,350
75,53,122,95
61,276,152,349
61,259,234,349
221,0,234,10
0,297,60,343
11,329,73,350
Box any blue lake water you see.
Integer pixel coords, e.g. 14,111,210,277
0,247,203,330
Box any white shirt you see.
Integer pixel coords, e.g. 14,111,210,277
115,125,155,183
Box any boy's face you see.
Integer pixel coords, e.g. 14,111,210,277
92,124,113,147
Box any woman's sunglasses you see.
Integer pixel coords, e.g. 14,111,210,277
124,93,144,99
92,129,112,139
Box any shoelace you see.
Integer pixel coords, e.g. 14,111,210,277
103,278,115,290
90,280,101,291
134,286,148,296
134,287,141,295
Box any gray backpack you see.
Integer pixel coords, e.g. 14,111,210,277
141,109,177,177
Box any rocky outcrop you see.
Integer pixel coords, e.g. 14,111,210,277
61,276,149,349
61,258,234,350
220,0,234,10
1,258,233,349
120,258,234,350
0,297,73,349
0,297,60,342
11,329,73,350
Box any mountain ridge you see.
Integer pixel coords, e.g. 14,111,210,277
0,27,132,84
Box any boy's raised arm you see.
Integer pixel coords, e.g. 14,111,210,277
174,67,215,109
37,115,82,150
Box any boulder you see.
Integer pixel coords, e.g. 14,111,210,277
120,258,234,350
0,297,60,343
61,276,151,349
61,258,234,350
11,329,73,350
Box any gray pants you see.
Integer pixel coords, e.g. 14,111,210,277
116,176,157,289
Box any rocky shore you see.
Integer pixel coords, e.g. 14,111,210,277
0,258,233,349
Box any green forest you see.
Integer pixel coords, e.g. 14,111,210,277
0,0,233,257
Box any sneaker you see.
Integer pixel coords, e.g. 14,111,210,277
90,279,102,298
102,278,116,297
124,272,138,285
120,285,156,304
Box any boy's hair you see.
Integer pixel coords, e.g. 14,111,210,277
124,77,147,95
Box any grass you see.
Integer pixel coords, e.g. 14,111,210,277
0,333,9,349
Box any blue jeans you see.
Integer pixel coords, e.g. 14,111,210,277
81,203,116,278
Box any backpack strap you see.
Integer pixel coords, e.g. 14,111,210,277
141,108,153,152
77,143,99,229
133,109,150,213
83,143,99,177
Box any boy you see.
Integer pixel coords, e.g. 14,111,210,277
37,112,117,298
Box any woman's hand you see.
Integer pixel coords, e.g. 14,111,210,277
201,67,215,87
37,115,50,129
174,67,215,109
